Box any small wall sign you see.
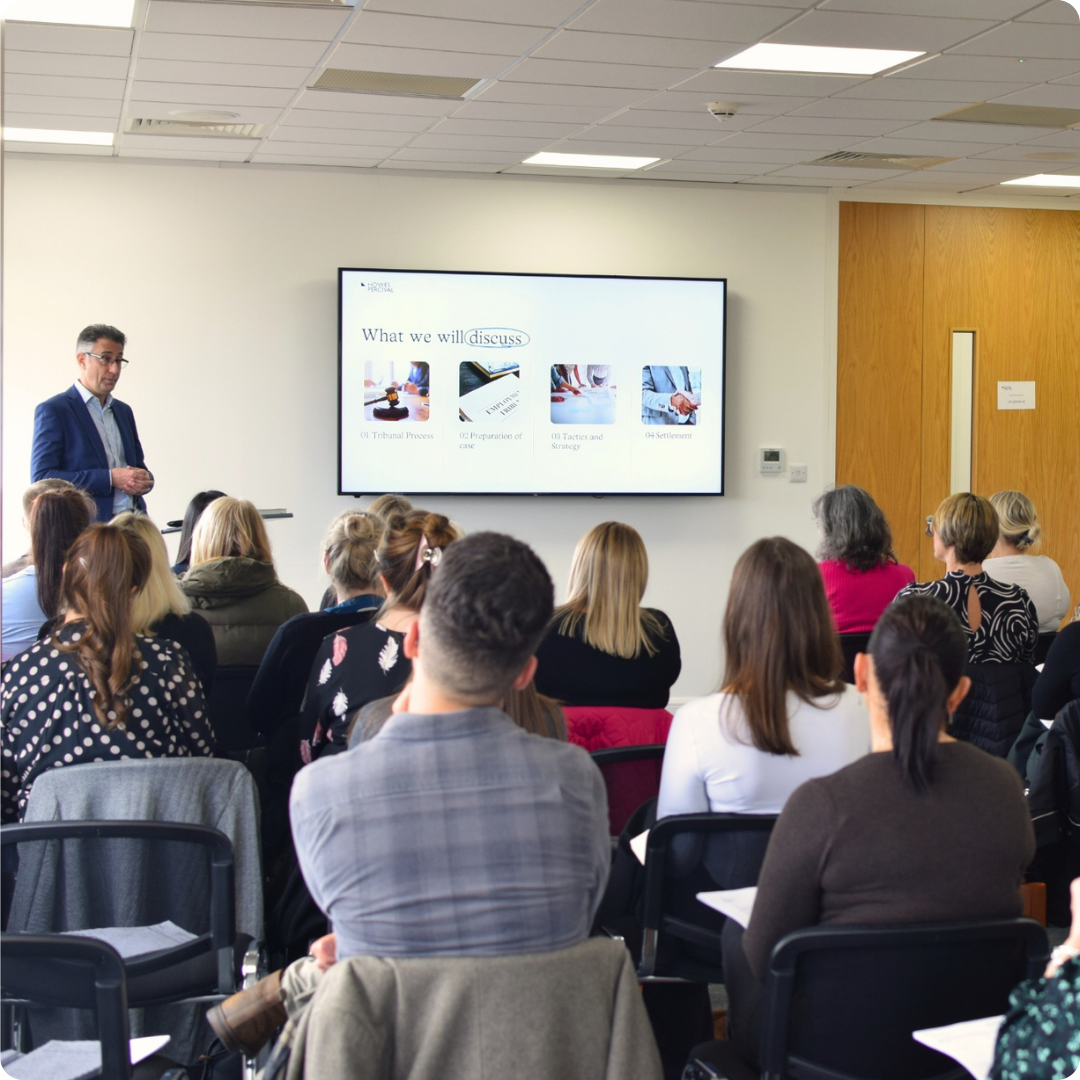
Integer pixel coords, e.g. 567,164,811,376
997,381,1036,410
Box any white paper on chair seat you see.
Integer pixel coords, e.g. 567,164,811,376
60,920,197,959
696,887,758,928
630,829,650,865
911,1015,1004,1080
2,1035,170,1080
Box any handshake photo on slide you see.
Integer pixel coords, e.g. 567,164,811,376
641,365,701,426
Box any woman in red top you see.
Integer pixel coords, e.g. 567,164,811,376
814,485,915,633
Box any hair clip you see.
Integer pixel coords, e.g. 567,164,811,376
414,534,443,572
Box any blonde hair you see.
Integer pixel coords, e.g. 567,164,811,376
554,522,666,660
368,493,414,520
323,511,384,591
989,491,1041,551
114,511,191,632
190,497,272,567
932,493,999,565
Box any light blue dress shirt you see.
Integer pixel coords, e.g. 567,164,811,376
1,566,46,663
73,380,131,515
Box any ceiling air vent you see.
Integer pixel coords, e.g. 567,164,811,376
934,103,1080,128
311,69,481,99
808,150,954,170
126,118,264,138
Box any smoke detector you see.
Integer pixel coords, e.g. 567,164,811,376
707,102,739,122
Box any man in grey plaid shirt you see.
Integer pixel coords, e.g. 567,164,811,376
210,531,611,1055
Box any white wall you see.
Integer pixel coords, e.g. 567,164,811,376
2,157,835,699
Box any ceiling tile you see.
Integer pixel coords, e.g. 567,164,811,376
378,159,505,171
251,140,401,157
139,32,329,68
567,2,802,45
342,11,544,54
665,155,791,171
558,136,716,156
473,81,644,107
126,82,296,107
836,77,1032,101
4,52,130,79
991,83,1080,107
134,59,311,89
674,69,866,97
276,108,433,131
1021,128,1080,148
974,143,1080,160
501,58,698,90
268,126,415,146
891,54,1080,82
769,163,913,180
119,147,252,160
678,145,810,162
329,42,515,79
586,123,724,145
821,0,1033,17
503,162,640,176
922,157,1037,173
850,134,1005,154
534,30,741,68
634,90,820,114
950,21,1080,59
858,178,992,191
127,100,284,124
389,147,522,162
408,132,555,150
450,99,615,124
1016,1,1080,23
427,116,585,138
292,88,452,115
4,141,112,155
737,175,838,186
254,154,382,166
4,74,127,100
646,173,756,183
615,107,758,130
871,169,1002,186
645,160,758,176
791,98,964,120
769,10,998,51
362,0,584,28
2,94,123,118
145,1,349,41
3,113,119,132
704,130,867,150
746,115,912,136
1,23,133,56
120,132,259,152
900,119,1059,142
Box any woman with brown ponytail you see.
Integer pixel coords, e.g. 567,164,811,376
1,524,215,822
299,510,458,759
721,593,1036,1067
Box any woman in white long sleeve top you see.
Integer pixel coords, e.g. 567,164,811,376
657,537,870,820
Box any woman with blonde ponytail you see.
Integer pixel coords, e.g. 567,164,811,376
722,594,1035,1067
299,510,458,758
1,524,214,822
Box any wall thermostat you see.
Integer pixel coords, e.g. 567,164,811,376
759,448,783,474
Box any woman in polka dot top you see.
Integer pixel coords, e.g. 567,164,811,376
1,523,215,823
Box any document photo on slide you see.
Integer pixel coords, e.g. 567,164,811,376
642,365,700,426
364,361,430,422
551,364,617,425
459,361,521,425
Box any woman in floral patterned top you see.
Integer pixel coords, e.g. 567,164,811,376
299,510,457,759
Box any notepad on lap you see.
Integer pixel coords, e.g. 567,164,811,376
696,887,758,928
911,1015,1004,1080
60,920,197,959
2,1035,170,1080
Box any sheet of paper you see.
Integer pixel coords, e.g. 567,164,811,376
60,920,197,959
696,887,758,928
3,1035,169,1080
912,1015,1003,1080
629,829,650,865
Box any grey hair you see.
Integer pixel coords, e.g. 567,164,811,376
813,485,897,572
77,324,126,351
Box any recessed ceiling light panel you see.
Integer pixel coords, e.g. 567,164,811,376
3,128,114,146
1001,174,1080,187
716,43,924,76
522,152,660,170
2,0,135,28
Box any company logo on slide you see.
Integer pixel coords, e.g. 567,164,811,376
360,281,394,293
465,327,530,348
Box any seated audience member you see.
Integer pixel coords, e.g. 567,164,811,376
992,877,1080,1080
534,521,681,710
299,511,455,758
657,537,869,820
2,478,95,579
114,511,217,693
983,490,1070,633
1,524,214,822
899,493,1038,664
2,487,92,662
248,511,385,739
318,494,412,610
1031,613,1080,721
207,531,609,1054
724,595,1035,1066
813,485,915,633
180,497,307,666
171,489,227,576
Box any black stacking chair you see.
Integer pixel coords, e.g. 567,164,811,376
1033,632,1057,666
208,665,262,752
837,632,872,685
590,744,666,837
685,917,1049,1080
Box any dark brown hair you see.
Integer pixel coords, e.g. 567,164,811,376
721,537,844,756
53,524,152,729
503,683,567,741
374,510,457,615
30,488,93,618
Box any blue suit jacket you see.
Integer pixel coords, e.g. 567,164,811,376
31,384,149,522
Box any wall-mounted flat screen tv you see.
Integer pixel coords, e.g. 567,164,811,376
338,269,726,496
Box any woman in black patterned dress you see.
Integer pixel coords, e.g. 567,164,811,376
898,493,1038,664
299,511,458,759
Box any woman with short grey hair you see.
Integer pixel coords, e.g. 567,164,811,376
813,485,915,633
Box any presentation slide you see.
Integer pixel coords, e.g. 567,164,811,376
339,269,726,496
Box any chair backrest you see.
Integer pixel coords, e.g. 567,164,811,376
639,813,777,977
758,918,1049,1080
1,933,132,1080
208,664,262,751
563,705,673,752
590,744,666,836
838,632,872,685
949,662,1039,757
1033,631,1057,666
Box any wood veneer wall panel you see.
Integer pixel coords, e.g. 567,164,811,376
836,202,925,575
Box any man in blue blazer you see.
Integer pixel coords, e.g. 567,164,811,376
31,324,153,523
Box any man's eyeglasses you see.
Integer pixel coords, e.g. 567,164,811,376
925,515,934,537
86,352,129,369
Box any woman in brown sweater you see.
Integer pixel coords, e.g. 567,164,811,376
724,594,1036,1066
